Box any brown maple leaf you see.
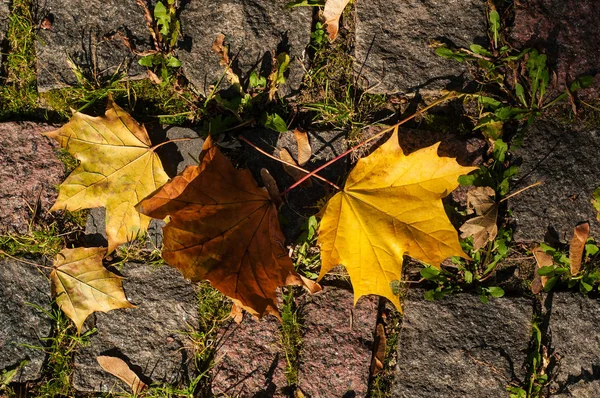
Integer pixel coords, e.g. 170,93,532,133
137,137,317,316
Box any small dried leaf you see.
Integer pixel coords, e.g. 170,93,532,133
370,323,386,376
532,246,553,293
323,0,350,41
459,187,498,251
229,302,244,324
97,356,146,394
280,148,312,188
569,222,590,275
211,33,229,66
293,129,312,166
260,168,282,207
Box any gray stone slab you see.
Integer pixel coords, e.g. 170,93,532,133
0,257,52,382
0,122,62,234
35,0,152,92
297,286,378,398
510,0,600,100
73,263,198,393
392,292,532,398
355,0,487,95
0,0,8,71
178,0,311,96
211,314,288,397
509,120,600,241
548,293,600,397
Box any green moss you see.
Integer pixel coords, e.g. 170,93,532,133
0,0,38,120
280,288,302,387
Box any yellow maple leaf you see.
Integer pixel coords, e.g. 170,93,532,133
50,247,134,333
44,99,169,252
318,127,476,309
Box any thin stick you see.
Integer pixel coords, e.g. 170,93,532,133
280,92,458,196
499,181,542,203
239,136,341,190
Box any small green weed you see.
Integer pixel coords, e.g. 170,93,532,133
280,288,303,387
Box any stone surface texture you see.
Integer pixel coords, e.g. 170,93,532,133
73,263,198,393
548,293,600,397
0,258,52,382
392,292,532,398
178,0,311,95
510,0,600,99
211,314,287,397
36,0,152,91
297,286,378,398
355,0,487,94
509,120,600,241
0,122,62,234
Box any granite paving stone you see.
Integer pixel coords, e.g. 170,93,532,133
0,122,62,234
0,257,52,382
510,0,600,99
35,0,152,92
297,286,378,398
73,263,198,393
211,314,288,397
547,292,600,397
392,291,532,398
178,0,311,96
355,0,487,95
509,120,600,241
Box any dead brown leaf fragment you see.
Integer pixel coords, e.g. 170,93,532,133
323,0,350,41
370,323,386,376
459,187,498,251
293,129,312,166
50,247,134,333
280,148,312,188
532,246,553,294
569,222,590,275
137,137,317,317
97,356,146,394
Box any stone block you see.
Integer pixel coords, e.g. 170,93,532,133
355,0,487,94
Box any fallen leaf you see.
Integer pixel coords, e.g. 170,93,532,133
592,187,600,221
294,129,312,166
211,33,229,66
229,301,244,324
459,187,498,251
97,356,146,394
137,137,317,316
370,323,386,376
532,246,553,293
260,168,283,207
44,98,169,252
50,247,134,333
280,148,312,187
318,127,476,309
323,0,350,41
569,222,590,275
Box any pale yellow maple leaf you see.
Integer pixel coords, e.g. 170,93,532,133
45,99,169,252
318,127,476,309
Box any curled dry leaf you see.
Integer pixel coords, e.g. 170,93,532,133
318,127,476,309
44,98,169,252
50,247,134,333
280,148,312,188
97,356,146,394
532,246,553,294
293,129,312,166
370,323,386,376
459,187,498,251
323,0,350,41
137,137,319,317
211,33,240,87
260,168,283,207
569,222,590,275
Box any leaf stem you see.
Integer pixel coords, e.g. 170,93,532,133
151,136,202,151
0,250,53,270
499,181,542,203
280,92,458,196
238,136,341,190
